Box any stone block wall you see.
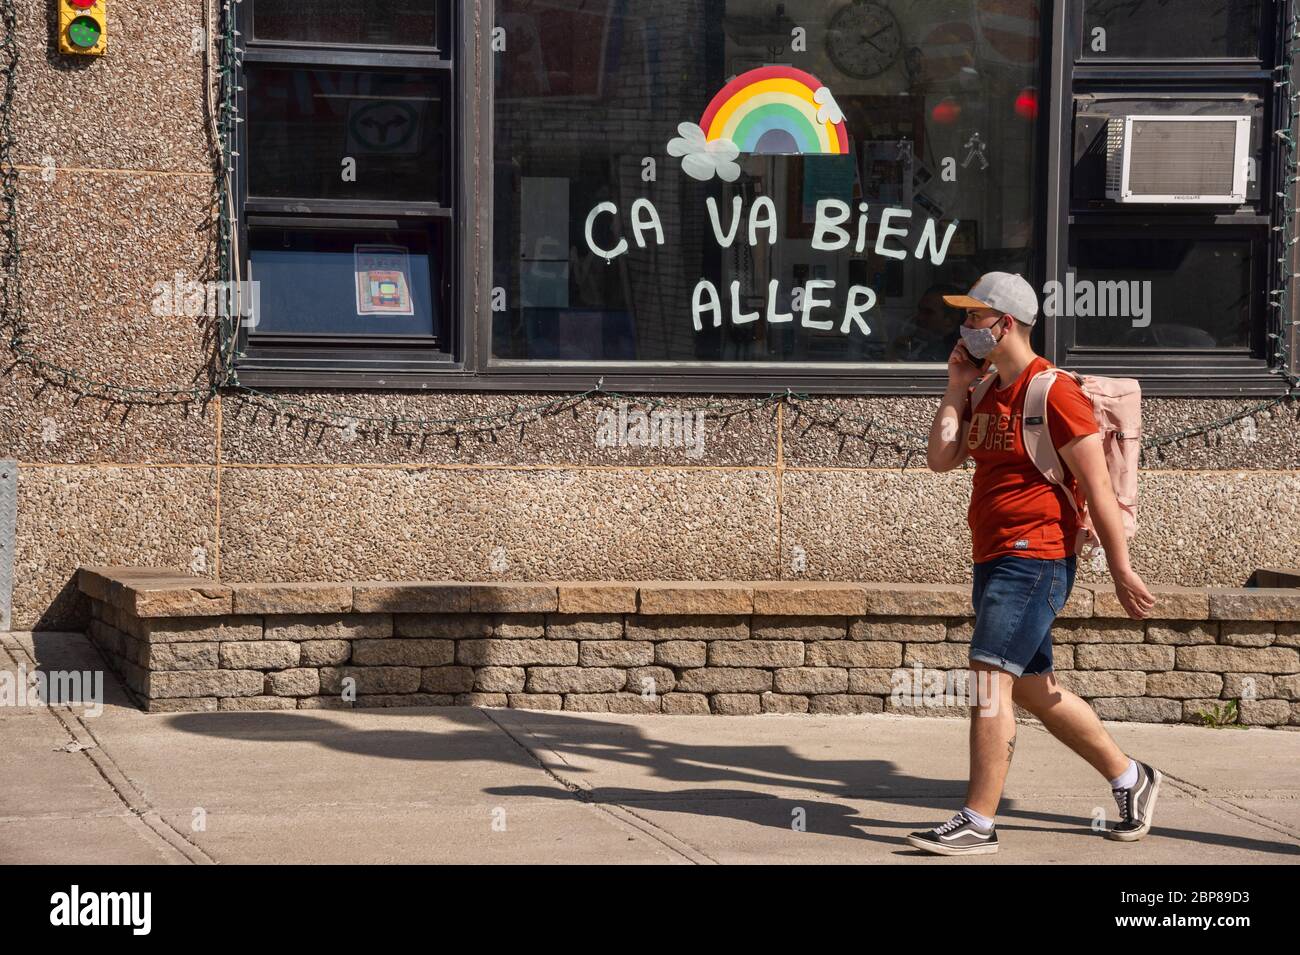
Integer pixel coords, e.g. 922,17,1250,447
77,568,1300,726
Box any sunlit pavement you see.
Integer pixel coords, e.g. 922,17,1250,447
3,631,1297,865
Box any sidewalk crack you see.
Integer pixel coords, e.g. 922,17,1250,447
479,709,717,864
4,640,216,864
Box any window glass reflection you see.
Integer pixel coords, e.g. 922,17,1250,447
253,0,441,48
1069,236,1252,349
1081,0,1260,60
247,67,447,203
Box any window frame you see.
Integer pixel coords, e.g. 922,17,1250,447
1042,0,1293,394
232,0,463,377
230,0,1296,396
1062,222,1268,363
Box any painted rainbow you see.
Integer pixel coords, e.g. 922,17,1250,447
698,65,849,156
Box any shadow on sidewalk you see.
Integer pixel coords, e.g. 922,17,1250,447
9,632,1294,859
156,704,1300,858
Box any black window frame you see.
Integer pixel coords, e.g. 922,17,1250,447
1065,222,1268,355
233,0,463,377
229,0,1297,397
1045,0,1293,394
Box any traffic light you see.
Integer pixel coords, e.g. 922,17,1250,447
58,0,107,57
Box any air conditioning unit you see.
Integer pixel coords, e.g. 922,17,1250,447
1105,115,1251,204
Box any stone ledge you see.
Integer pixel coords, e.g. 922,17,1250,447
352,582,558,614
78,567,232,618
638,583,754,615
1085,583,1210,620
863,583,971,616
751,583,868,616
76,568,1300,621
231,582,353,616
556,583,638,614
1208,589,1300,622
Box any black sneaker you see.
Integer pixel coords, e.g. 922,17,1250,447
1108,760,1163,842
907,811,999,856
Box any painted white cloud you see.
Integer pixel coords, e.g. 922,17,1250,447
667,122,741,183
813,87,842,125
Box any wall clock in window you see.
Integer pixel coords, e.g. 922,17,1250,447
825,0,903,79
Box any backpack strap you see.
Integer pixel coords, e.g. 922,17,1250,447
1024,369,1100,555
1021,369,1081,518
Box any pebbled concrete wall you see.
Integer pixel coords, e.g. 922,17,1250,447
3,1,1300,630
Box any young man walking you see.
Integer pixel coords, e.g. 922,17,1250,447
910,272,1160,856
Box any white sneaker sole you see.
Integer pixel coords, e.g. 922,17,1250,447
1108,767,1163,842
906,833,999,856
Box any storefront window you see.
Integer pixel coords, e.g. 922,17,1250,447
1064,0,1277,374
491,0,1044,364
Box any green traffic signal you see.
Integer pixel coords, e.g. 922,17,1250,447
68,15,102,49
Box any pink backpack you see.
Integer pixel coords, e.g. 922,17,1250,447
969,366,1141,556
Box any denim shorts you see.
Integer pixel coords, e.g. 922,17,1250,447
969,554,1077,677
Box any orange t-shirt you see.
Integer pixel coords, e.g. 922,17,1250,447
960,355,1099,562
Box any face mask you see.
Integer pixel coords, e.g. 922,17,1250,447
959,320,1004,360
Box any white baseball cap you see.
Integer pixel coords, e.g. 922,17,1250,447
943,272,1038,326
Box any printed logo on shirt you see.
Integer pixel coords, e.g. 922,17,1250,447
967,412,1022,453
1013,539,1030,550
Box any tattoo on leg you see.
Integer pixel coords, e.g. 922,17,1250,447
1007,735,1017,763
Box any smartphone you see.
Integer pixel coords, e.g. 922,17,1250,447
957,341,988,370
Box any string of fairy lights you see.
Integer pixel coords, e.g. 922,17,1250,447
1,0,1298,469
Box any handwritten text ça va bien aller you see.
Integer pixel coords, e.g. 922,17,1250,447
583,196,959,337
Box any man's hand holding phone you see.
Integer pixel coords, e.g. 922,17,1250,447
947,340,989,391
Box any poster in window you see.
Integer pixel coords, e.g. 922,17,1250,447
861,140,913,207
355,244,415,317
801,155,856,223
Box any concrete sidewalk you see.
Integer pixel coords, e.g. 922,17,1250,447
2,632,1297,864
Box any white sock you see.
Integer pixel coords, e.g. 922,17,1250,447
1109,758,1138,790
961,806,994,831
